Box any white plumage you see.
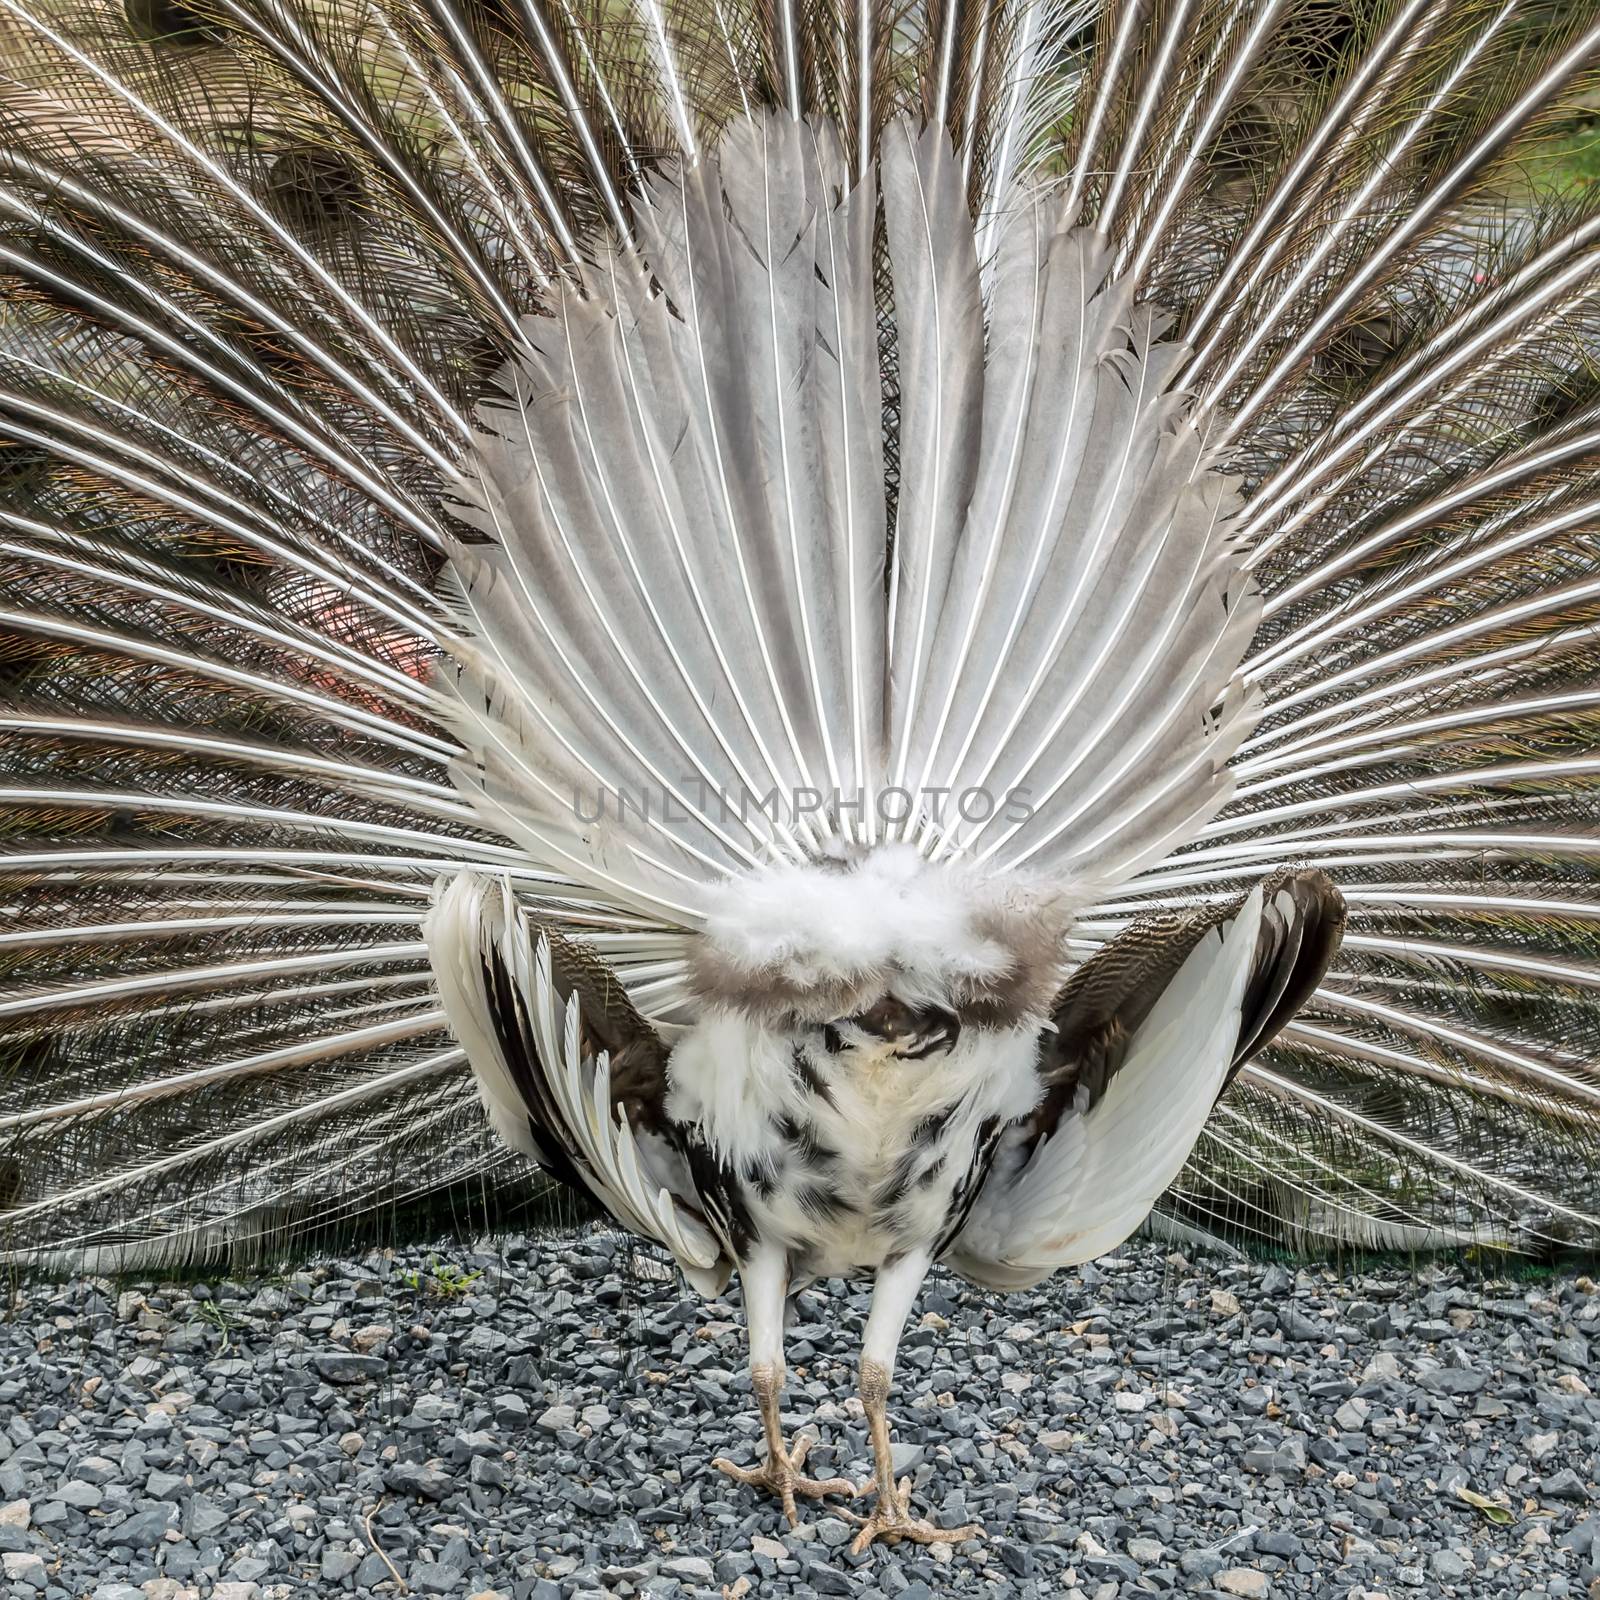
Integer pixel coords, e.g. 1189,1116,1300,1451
690,845,1075,1019
949,885,1265,1286
436,113,1258,1028
665,1006,1040,1277
4,0,1600,1554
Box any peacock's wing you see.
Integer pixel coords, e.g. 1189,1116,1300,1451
945,870,1344,1289
425,872,732,1294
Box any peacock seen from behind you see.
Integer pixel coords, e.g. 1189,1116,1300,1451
3,0,1600,1551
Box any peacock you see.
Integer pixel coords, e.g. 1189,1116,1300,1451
3,0,1600,1550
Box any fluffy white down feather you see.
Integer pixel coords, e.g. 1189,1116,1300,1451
690,844,1084,1015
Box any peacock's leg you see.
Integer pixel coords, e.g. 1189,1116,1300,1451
845,1252,984,1555
713,1248,855,1526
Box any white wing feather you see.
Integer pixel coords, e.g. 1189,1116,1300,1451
949,884,1265,1285
422,872,723,1285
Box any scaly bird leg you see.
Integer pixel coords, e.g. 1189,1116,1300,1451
713,1250,854,1526
843,1252,984,1555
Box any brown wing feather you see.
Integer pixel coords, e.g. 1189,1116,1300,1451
940,869,1345,1281
538,927,674,1133
1229,869,1347,1075
527,926,751,1260
1027,868,1346,1141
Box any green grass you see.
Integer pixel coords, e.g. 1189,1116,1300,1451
400,1255,484,1299
188,1299,242,1352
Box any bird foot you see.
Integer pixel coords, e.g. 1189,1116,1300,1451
712,1433,856,1528
843,1475,984,1554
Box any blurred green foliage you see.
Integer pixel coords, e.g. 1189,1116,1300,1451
1517,119,1600,194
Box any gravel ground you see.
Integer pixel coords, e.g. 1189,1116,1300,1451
0,1235,1597,1600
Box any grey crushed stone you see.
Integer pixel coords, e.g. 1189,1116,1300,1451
0,1236,1596,1599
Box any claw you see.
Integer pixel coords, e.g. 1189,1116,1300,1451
842,1474,984,1554
712,1432,856,1528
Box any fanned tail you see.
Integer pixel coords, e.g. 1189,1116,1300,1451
1074,0,1600,1255
438,114,887,934
1,0,1598,1262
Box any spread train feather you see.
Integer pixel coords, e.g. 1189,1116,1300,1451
1,0,1598,1266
